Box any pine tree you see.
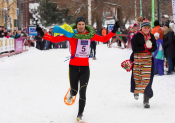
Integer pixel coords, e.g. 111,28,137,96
38,0,75,26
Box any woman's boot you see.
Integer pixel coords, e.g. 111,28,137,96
143,94,150,108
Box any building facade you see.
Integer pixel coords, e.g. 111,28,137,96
0,0,17,30
17,0,34,30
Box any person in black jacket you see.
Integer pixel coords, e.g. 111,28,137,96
121,26,128,48
130,18,157,108
0,26,7,38
35,33,43,50
163,21,175,75
90,41,97,60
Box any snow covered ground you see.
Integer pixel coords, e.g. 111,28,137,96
0,43,175,123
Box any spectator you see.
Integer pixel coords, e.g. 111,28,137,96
0,26,6,37
121,27,128,48
35,33,43,50
90,41,97,60
21,29,27,37
116,28,122,47
151,20,164,40
95,26,101,44
95,26,101,36
13,30,17,36
153,32,165,76
9,30,14,38
0,26,3,37
5,31,10,38
169,22,175,71
15,31,21,39
3,27,7,36
101,27,107,36
43,30,50,50
163,20,175,75
48,28,54,49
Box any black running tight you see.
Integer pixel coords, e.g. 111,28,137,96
69,65,90,116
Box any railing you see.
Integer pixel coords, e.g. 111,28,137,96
109,34,130,49
0,37,29,58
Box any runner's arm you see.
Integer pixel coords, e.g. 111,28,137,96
91,31,115,43
43,33,68,43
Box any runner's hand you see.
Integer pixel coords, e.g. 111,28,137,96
36,25,45,37
112,21,120,33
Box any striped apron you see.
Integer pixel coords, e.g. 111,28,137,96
133,52,152,94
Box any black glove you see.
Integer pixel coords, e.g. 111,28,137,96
112,21,120,33
36,25,42,32
36,25,45,37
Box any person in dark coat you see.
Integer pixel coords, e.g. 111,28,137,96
35,33,43,50
0,26,7,38
130,18,157,108
121,27,128,48
163,21,175,75
48,28,55,49
95,26,101,44
90,41,97,60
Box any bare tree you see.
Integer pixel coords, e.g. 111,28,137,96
48,0,173,28
6,0,10,28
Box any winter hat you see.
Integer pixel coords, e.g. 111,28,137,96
164,20,170,28
154,20,160,26
154,32,160,38
133,23,137,27
141,18,151,28
137,16,151,28
76,16,86,25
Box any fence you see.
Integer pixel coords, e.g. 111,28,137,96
0,37,29,58
109,34,130,49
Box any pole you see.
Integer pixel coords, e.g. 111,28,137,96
135,0,137,22
88,0,92,26
140,0,142,17
151,0,155,28
157,0,160,23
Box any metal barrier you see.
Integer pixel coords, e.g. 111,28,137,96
109,34,130,49
0,37,29,58
21,36,36,48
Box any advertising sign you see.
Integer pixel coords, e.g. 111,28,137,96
15,38,23,52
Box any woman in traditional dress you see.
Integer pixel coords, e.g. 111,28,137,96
130,18,157,108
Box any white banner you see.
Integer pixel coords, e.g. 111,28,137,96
0,38,15,53
172,0,175,32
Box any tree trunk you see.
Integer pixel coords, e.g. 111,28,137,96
6,0,10,29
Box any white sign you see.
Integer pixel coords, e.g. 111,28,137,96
0,38,15,53
105,20,115,25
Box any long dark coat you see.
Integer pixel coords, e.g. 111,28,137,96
130,32,157,98
163,28,175,58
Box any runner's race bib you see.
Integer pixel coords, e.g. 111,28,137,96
75,39,91,58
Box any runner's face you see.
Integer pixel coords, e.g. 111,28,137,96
77,22,85,33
